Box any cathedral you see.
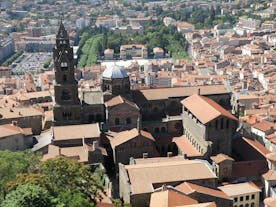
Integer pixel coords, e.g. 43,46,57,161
52,22,236,158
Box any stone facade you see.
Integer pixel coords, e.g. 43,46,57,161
119,158,217,207
53,22,82,126
53,23,105,126
0,109,42,135
181,96,238,157
120,44,148,59
111,132,157,165
106,97,140,131
102,76,130,97
0,133,28,151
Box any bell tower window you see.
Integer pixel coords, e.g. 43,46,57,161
61,62,68,71
62,111,72,120
61,62,67,67
61,89,71,101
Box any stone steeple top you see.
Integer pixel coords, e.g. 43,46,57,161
56,21,68,39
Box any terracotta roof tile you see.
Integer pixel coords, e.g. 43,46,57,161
264,197,276,207
218,182,261,196
178,202,217,207
253,120,275,132
242,137,271,156
105,95,138,109
110,128,154,148
173,136,202,157
181,94,237,124
133,85,229,102
0,124,32,137
125,159,216,194
150,187,198,207
175,182,231,200
210,154,234,164
263,170,276,181
266,152,276,162
53,123,100,141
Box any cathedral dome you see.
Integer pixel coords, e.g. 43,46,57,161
102,65,128,79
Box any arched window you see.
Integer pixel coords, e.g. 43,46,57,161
61,62,67,67
61,90,71,101
126,117,131,124
63,74,67,82
115,118,120,125
62,111,72,120
61,62,68,71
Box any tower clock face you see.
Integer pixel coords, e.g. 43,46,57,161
61,89,71,101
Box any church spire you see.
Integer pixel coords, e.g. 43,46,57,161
57,20,68,39
53,18,81,126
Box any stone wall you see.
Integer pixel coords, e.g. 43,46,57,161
0,133,25,151
114,136,156,165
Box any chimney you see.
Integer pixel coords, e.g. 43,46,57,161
198,88,201,95
167,152,173,157
143,153,148,159
93,141,99,150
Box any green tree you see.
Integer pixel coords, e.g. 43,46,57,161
7,173,49,192
40,157,104,203
0,150,40,201
56,192,93,207
2,184,54,207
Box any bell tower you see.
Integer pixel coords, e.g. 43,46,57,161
53,21,81,126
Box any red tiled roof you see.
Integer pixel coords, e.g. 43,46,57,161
264,197,276,207
105,95,139,109
150,187,198,207
175,182,231,200
173,136,202,157
263,170,276,181
242,137,271,156
253,120,275,132
211,153,234,164
181,94,237,124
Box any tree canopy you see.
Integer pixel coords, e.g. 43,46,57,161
0,150,40,201
0,151,104,207
2,184,54,207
